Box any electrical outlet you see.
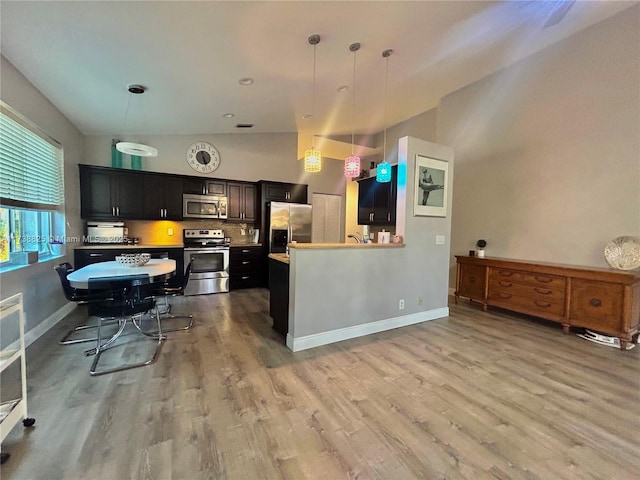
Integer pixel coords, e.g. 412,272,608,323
436,235,445,245
168,228,173,236
399,299,405,310
418,296,423,305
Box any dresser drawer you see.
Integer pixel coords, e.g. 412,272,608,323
488,291,565,319
570,279,624,332
489,277,564,303
490,268,566,290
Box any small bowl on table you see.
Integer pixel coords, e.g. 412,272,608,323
115,253,151,267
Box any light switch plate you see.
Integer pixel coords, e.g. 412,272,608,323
436,235,445,245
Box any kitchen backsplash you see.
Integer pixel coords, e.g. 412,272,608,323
126,220,258,245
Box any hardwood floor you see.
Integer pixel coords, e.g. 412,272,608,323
1,290,639,479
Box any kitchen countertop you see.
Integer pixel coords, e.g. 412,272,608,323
75,244,183,249
289,242,405,249
268,253,290,264
230,242,262,247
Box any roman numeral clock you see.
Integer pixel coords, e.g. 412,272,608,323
186,141,221,174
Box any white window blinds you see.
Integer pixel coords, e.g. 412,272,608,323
0,106,63,209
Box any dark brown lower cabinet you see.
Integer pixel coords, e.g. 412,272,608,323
229,246,263,289
269,257,289,336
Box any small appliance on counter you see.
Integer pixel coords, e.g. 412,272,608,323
86,222,126,244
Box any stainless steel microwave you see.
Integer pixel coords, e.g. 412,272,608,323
183,194,228,219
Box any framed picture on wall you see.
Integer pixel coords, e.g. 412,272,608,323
414,155,448,217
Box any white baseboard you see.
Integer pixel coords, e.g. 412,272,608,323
286,307,449,352
24,302,76,348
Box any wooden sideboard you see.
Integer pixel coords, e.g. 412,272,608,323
454,255,640,350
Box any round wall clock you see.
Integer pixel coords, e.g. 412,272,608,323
186,141,221,174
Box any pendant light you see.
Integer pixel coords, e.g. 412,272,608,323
115,84,158,158
376,49,393,183
304,34,321,173
344,42,361,178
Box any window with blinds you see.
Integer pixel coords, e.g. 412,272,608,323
0,103,65,266
0,106,64,209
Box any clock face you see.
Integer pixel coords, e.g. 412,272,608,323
186,142,221,174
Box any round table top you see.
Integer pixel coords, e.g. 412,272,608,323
67,259,176,289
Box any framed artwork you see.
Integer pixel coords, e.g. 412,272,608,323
414,155,448,217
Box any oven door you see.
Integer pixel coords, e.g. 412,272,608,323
183,248,230,295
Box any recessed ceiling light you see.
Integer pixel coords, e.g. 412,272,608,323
222,113,235,118
337,85,349,93
238,77,254,86
302,114,313,120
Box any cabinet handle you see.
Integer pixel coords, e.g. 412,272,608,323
534,288,552,295
241,276,250,280
89,253,103,257
468,277,476,284
242,261,250,265
534,300,551,308
590,298,602,308
498,281,512,287
116,206,120,216
499,271,513,277
498,293,512,299
388,213,390,222
534,276,552,283
112,207,115,216
241,249,250,253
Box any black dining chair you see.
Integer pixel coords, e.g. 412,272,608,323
55,262,115,345
149,260,194,333
86,274,165,376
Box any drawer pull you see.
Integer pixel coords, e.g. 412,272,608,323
89,253,103,257
498,293,512,299
499,271,514,277
242,249,250,253
241,276,250,280
534,300,551,308
534,276,553,283
534,288,553,295
498,281,512,287
590,298,602,308
242,261,250,265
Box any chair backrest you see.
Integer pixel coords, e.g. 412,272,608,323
182,261,192,291
54,263,78,301
88,274,154,317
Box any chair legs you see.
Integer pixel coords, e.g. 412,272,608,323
59,319,119,345
147,297,194,334
87,308,165,376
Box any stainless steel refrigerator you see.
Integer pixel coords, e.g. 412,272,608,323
268,201,312,253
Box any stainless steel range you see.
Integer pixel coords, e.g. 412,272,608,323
183,229,230,295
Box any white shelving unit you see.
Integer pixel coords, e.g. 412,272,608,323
0,293,35,464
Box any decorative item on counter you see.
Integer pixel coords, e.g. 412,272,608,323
392,234,402,244
378,229,390,244
476,239,487,257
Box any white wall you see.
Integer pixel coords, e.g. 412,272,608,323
0,56,85,334
437,6,640,285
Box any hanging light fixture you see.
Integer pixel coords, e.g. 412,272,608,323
344,42,361,178
304,34,322,173
115,84,158,158
376,49,393,183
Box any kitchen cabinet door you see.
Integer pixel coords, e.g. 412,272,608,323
144,174,183,220
227,182,257,222
259,181,308,203
182,178,226,196
79,165,145,220
357,166,397,225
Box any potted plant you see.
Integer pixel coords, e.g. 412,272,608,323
476,239,487,257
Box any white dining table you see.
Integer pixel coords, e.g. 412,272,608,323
67,259,176,289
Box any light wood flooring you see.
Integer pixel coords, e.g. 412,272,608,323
1,289,639,480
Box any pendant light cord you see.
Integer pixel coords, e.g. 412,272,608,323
312,41,317,148
351,46,357,155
